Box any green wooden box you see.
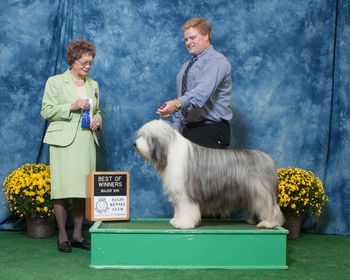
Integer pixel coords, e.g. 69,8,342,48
89,219,288,269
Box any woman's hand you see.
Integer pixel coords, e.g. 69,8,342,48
70,98,90,111
90,116,100,130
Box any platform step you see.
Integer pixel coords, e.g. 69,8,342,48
89,219,288,269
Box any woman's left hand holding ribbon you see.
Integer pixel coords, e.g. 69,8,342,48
90,116,100,130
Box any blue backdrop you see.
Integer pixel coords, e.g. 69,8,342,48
1,0,349,235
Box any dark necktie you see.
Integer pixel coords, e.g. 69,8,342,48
180,56,197,119
181,55,198,95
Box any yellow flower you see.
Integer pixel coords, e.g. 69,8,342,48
2,164,54,218
278,168,328,216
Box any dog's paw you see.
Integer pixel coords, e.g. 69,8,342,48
256,220,276,229
170,218,196,229
170,218,176,227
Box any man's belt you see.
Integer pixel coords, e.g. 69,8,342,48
183,119,229,128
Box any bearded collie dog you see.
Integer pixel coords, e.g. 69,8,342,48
134,120,284,229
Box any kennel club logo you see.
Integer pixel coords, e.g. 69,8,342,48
93,174,128,218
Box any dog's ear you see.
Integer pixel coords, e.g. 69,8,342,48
149,136,168,172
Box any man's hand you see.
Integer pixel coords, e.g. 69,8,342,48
156,99,179,117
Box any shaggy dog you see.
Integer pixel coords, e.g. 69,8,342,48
134,119,284,229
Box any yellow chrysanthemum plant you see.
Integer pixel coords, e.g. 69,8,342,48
277,167,328,217
3,163,54,218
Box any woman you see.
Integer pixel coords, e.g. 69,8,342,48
41,39,102,253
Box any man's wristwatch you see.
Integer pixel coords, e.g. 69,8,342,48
174,99,182,111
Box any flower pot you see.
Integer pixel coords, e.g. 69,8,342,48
25,216,56,238
283,214,303,240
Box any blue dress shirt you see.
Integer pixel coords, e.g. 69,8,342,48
173,45,233,130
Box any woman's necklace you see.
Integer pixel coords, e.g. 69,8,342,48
70,71,85,86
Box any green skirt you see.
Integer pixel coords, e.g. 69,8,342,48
49,126,96,199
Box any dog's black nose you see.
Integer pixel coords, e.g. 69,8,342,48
133,142,137,147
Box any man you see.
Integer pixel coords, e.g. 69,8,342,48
157,18,233,149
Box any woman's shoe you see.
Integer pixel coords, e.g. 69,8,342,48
70,239,91,250
57,240,72,253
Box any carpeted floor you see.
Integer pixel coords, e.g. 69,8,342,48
0,230,349,280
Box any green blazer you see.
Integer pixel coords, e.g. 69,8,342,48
41,69,102,147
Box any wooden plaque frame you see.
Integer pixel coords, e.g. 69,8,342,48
86,171,130,221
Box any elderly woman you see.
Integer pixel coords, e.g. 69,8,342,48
41,39,102,253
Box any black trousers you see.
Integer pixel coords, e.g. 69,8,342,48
182,120,231,149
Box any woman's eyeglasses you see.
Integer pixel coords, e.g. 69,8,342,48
77,60,94,67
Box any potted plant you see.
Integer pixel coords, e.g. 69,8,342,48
3,163,55,238
277,167,328,239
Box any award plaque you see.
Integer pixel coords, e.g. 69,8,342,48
86,172,130,221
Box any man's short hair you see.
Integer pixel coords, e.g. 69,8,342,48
182,18,212,43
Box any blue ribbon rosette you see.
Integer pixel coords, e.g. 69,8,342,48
81,98,93,129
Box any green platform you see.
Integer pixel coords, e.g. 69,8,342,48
89,219,288,269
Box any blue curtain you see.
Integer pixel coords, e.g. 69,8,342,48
0,0,349,235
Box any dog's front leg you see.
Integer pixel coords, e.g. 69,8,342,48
169,194,201,229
